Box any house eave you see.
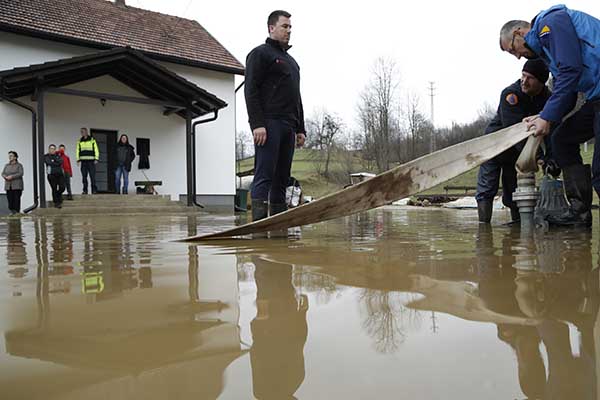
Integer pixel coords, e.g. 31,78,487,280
0,23,246,76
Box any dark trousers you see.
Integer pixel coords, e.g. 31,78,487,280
6,189,22,212
64,172,72,196
251,119,296,203
47,173,65,205
476,147,520,208
551,102,600,193
80,160,97,193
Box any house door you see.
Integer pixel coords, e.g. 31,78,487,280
91,129,118,193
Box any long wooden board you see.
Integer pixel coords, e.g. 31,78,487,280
182,122,533,241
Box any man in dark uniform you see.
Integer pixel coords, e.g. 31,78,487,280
500,5,600,226
245,10,306,221
476,59,551,223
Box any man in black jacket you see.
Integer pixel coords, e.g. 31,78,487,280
245,10,306,221
476,59,552,223
44,144,65,209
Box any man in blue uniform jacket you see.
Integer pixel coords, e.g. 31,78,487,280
499,4,600,227
476,60,551,223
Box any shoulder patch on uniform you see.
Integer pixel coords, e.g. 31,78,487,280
539,25,551,37
505,93,519,106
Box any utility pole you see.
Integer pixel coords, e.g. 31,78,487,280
428,81,436,153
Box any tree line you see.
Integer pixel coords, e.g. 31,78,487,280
237,57,495,180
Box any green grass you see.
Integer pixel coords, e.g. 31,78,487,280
237,149,367,198
238,144,595,200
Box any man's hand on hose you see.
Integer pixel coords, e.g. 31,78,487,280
296,133,306,148
524,115,551,137
253,127,267,146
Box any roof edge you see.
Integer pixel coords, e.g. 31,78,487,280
0,23,246,76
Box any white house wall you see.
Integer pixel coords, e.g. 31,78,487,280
159,61,237,199
0,31,237,206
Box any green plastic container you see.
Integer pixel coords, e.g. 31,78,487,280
235,189,248,211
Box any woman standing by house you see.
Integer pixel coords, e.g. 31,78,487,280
2,151,24,215
115,134,136,194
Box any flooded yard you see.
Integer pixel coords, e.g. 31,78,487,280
0,207,598,399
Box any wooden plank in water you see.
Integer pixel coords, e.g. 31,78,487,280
182,122,532,241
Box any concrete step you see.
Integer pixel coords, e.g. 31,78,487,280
34,205,202,216
54,199,176,207
50,202,177,207
50,195,175,206
68,194,171,201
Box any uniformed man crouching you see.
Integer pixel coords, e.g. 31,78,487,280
476,59,551,223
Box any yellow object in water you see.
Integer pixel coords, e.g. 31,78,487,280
81,271,104,294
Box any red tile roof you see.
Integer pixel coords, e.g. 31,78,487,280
0,0,245,74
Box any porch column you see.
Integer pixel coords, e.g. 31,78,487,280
36,88,46,208
185,108,193,207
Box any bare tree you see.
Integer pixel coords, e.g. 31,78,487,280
236,130,253,161
337,130,361,178
357,58,400,173
306,108,327,150
321,113,343,177
306,108,344,177
359,289,423,354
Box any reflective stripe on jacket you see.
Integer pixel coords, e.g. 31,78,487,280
77,138,99,161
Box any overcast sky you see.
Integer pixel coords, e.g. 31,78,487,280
129,0,600,131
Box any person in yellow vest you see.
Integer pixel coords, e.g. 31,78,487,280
76,127,99,194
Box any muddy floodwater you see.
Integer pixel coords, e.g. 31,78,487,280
0,207,598,399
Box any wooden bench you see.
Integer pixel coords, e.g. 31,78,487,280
443,185,503,195
135,180,162,195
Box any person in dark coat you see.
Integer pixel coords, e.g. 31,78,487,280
44,144,65,208
475,59,551,223
2,151,24,215
115,134,136,194
245,10,306,222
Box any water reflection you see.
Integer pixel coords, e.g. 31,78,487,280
250,255,308,399
359,289,422,353
513,231,598,400
1,216,244,400
212,214,600,399
6,218,27,278
0,210,599,399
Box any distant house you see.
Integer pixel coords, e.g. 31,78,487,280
0,0,244,211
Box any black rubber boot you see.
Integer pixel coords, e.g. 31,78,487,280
477,199,493,223
251,199,268,222
269,203,288,216
547,164,592,227
510,207,521,223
